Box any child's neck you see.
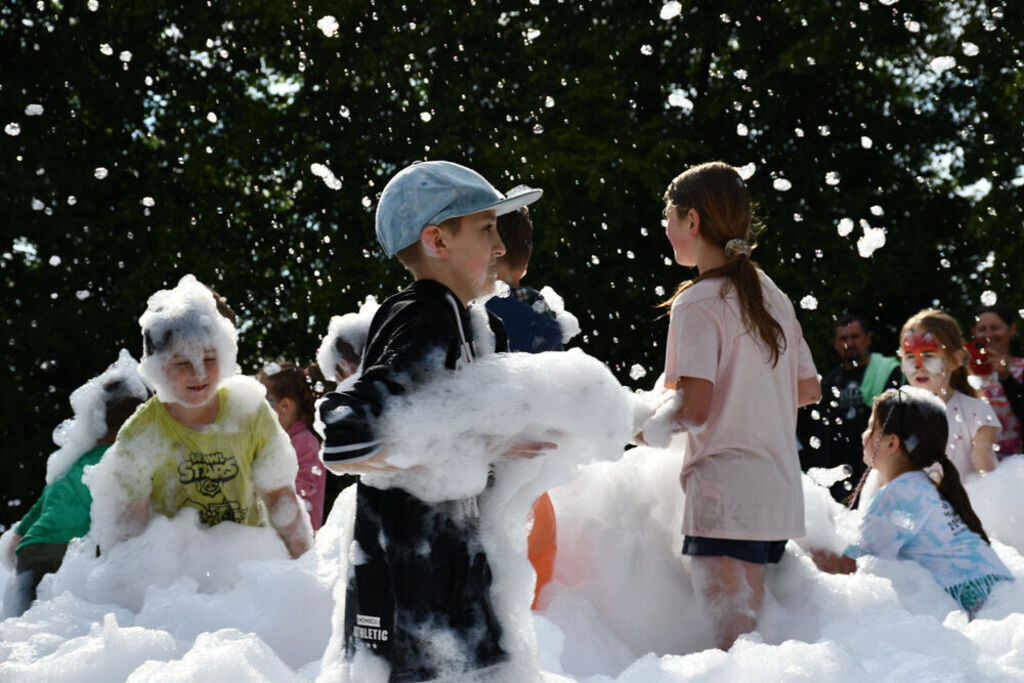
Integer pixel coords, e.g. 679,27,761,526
876,455,916,484
695,244,729,274
934,383,955,403
165,394,220,431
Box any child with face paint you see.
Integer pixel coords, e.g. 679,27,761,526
899,309,999,477
811,387,1013,619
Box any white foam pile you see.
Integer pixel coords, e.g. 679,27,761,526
4,348,1024,680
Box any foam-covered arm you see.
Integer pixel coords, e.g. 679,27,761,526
261,485,313,558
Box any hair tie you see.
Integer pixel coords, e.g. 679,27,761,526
724,238,752,257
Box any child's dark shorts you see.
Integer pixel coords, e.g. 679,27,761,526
682,536,787,564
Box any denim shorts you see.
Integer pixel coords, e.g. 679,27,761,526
682,536,787,564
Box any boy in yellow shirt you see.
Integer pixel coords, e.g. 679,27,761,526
87,275,312,558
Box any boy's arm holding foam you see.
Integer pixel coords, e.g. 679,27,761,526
317,297,453,472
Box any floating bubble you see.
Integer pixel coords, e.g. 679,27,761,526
32,199,45,211
339,105,350,118
929,56,956,74
737,162,756,180
532,123,544,134
734,69,748,80
800,295,818,310
141,197,155,207
361,196,372,208
870,205,884,216
962,42,979,56
316,15,339,38
99,43,113,56
87,0,99,9
640,44,653,56
981,290,998,306
879,0,899,5
206,112,218,123
94,167,109,179
660,1,682,20
5,122,20,136
629,364,648,381
861,136,873,149
905,19,920,32
825,171,841,186
667,91,694,112
76,290,91,300
857,226,886,257
773,178,792,192
809,436,821,450
525,28,541,41
736,123,749,137
25,104,43,116
654,285,665,296
544,96,555,108
119,51,132,62
49,255,61,266
420,111,432,122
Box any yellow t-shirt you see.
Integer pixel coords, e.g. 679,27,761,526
106,376,296,527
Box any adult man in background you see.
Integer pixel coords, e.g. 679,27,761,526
811,313,902,504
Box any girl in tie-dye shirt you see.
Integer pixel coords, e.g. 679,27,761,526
812,387,1013,618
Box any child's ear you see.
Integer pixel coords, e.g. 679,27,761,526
689,209,701,235
420,225,447,258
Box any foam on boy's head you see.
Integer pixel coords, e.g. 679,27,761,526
316,296,379,381
46,348,149,483
137,274,238,403
374,160,542,257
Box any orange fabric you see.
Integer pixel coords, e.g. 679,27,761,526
527,492,557,609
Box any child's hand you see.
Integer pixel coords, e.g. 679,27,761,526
503,441,558,459
810,549,856,574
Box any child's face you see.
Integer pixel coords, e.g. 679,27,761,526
442,209,504,301
664,204,697,266
900,331,953,397
165,349,219,406
861,413,879,467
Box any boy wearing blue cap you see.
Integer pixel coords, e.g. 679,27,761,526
317,161,544,681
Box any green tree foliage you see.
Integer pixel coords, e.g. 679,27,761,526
2,0,1021,527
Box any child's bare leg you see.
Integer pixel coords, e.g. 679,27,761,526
689,555,765,650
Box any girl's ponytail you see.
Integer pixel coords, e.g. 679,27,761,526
659,162,786,366
935,455,991,544
874,387,993,545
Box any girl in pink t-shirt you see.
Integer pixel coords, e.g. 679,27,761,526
647,161,820,650
259,362,327,530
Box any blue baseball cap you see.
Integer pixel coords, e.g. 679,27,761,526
375,160,543,257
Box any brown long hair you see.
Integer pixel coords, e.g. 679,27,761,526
873,388,991,543
659,161,786,366
901,308,977,397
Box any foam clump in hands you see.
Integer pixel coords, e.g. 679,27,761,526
137,274,238,403
361,348,634,503
47,349,149,484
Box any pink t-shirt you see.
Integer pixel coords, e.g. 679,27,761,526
288,421,326,530
664,271,817,541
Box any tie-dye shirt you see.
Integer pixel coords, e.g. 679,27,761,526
844,470,1011,589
